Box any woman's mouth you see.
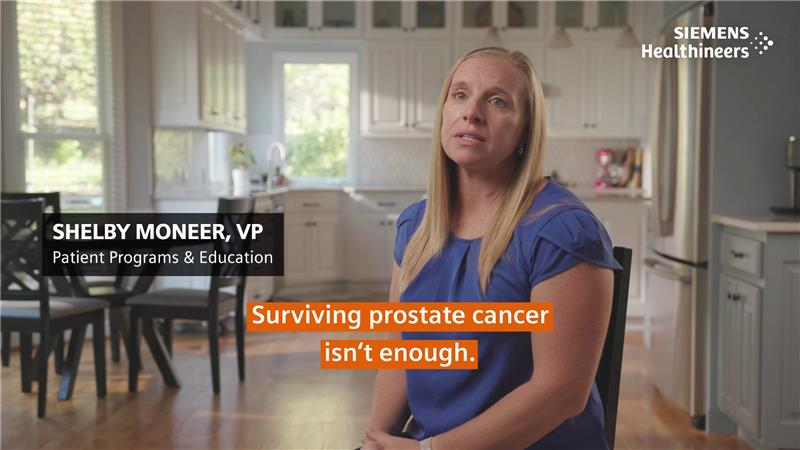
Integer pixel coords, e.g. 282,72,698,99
455,132,486,143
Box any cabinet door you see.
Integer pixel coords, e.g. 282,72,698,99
455,1,496,37
590,43,635,136
736,281,761,437
409,0,450,38
152,2,199,127
366,1,405,37
284,215,312,281
224,22,238,128
235,27,247,130
310,215,341,280
352,215,390,280
316,1,360,37
500,1,545,38
365,44,408,134
408,42,450,132
545,46,589,136
718,275,740,420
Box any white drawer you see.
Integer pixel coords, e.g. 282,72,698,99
721,232,763,278
351,192,424,214
283,192,341,213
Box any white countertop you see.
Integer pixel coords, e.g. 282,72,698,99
712,214,800,233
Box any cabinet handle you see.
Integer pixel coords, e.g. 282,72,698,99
302,202,320,208
377,201,396,207
316,26,322,31
380,220,386,226
729,250,746,258
500,26,507,32
593,26,598,31
726,292,742,301
583,123,588,128
584,26,590,31
387,220,394,226
591,123,597,128
211,109,220,115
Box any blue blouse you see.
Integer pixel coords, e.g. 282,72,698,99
394,181,621,450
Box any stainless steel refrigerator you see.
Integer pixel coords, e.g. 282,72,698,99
645,2,713,428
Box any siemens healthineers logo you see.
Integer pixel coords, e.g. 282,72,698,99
642,26,774,59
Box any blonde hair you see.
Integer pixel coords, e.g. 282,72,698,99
399,47,547,294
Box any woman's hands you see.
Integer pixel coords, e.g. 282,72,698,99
364,429,419,450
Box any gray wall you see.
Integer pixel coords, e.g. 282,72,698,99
709,1,800,215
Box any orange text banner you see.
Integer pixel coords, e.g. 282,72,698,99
320,339,478,370
248,302,553,332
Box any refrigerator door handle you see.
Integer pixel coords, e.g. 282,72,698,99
650,35,679,238
644,257,691,284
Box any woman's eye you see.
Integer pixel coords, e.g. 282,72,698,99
453,91,466,101
490,97,507,107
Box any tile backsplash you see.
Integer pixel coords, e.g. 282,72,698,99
356,137,642,188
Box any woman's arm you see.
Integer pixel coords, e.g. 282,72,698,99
367,263,412,435
370,262,613,450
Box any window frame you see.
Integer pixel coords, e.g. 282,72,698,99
8,1,114,211
272,51,359,186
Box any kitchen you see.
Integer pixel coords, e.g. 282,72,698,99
1,1,798,450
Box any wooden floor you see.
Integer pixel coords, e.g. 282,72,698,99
1,326,751,449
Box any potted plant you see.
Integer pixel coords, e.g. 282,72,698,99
230,141,255,196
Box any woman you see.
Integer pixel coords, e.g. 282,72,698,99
362,47,621,450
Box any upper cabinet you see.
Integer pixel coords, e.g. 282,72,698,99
265,1,362,38
362,41,451,136
553,1,630,37
456,1,544,38
151,2,246,133
366,1,452,38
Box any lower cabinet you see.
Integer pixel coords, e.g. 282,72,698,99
714,225,800,449
284,213,341,284
717,274,761,437
350,213,396,282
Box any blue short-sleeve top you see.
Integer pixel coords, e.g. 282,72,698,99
393,181,621,450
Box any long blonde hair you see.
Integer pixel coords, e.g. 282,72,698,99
399,47,547,294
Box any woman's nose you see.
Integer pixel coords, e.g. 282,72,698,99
462,101,484,124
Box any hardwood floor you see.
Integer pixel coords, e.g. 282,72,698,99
1,326,751,449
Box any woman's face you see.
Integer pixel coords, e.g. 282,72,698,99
440,54,529,172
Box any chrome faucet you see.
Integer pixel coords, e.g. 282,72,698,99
266,142,287,189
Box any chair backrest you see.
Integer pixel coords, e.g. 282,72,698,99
1,191,73,296
1,199,51,321
210,197,254,291
594,246,633,450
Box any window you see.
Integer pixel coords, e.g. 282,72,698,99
276,53,356,183
16,1,108,211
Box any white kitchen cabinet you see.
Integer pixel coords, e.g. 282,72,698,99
366,1,451,38
545,40,637,138
553,1,629,36
363,41,451,136
455,1,544,39
152,2,246,133
265,1,362,38
351,213,397,282
583,199,649,320
712,224,800,449
283,213,342,284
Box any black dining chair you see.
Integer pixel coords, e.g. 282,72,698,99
0,198,107,417
127,197,254,394
354,246,633,450
1,191,70,374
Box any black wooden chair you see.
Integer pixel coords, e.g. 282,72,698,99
355,246,633,450
1,192,70,374
596,246,633,450
0,198,107,417
127,197,254,394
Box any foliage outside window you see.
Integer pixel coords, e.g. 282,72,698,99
17,0,105,211
283,63,349,180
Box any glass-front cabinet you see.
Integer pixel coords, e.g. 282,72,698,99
553,1,629,34
455,1,543,38
267,1,362,37
366,1,450,38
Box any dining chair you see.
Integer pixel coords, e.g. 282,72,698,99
354,246,633,450
127,197,254,394
1,191,69,374
0,198,107,417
